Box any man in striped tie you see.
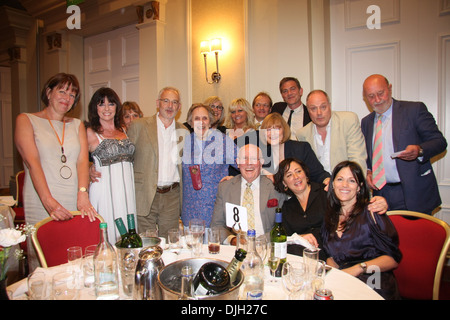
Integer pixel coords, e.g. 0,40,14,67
361,74,447,215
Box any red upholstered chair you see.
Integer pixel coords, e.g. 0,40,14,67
12,170,25,226
387,210,450,300
31,211,104,268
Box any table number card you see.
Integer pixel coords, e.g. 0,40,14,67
225,202,248,232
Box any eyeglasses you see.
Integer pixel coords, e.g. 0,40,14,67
211,104,223,111
159,99,180,107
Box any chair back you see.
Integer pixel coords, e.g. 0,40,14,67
15,170,25,207
32,212,104,268
387,210,450,300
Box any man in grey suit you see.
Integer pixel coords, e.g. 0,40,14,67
127,87,187,238
211,144,286,244
297,90,367,175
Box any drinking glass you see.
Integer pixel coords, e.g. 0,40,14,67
282,261,306,300
28,271,48,300
67,246,82,263
168,228,181,253
311,260,326,292
303,247,319,275
85,245,97,256
82,253,95,289
255,235,267,263
207,228,221,254
189,219,205,242
52,271,79,300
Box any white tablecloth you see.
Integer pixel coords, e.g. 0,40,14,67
7,243,383,300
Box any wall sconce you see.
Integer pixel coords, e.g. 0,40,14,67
200,38,222,84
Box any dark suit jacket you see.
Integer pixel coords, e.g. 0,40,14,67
361,99,447,214
271,102,311,127
210,175,286,242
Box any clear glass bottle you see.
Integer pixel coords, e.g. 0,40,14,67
179,265,195,300
94,222,120,300
270,208,287,276
241,229,264,300
126,214,143,248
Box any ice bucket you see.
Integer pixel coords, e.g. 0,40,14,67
157,258,244,300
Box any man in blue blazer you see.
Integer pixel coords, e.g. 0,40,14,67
361,74,447,214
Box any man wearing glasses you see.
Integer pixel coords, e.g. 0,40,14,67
128,87,187,238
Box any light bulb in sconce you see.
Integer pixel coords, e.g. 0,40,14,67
200,38,222,84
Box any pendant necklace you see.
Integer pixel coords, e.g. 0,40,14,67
47,116,72,179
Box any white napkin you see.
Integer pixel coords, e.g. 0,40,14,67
0,196,16,207
287,233,317,250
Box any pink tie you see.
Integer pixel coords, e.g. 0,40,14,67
372,114,386,189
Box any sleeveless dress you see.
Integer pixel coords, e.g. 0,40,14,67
24,114,81,271
89,133,136,244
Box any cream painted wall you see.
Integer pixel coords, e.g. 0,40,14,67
247,0,313,105
191,0,246,113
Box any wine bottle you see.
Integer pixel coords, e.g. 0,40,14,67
226,248,247,285
126,214,143,248
270,208,287,277
94,222,120,300
178,265,195,300
114,217,129,248
241,229,264,300
193,262,231,296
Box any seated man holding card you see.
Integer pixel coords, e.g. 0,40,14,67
210,144,286,244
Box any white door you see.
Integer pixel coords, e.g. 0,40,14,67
329,0,450,221
0,66,13,188
84,24,140,115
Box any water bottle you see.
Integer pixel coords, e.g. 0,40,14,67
94,222,120,300
241,229,264,300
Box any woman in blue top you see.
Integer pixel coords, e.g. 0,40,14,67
181,104,237,228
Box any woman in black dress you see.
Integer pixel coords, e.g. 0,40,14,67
322,161,402,300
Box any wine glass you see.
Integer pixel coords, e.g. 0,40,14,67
67,246,83,287
282,261,306,300
189,219,205,244
67,246,82,263
52,271,79,300
267,242,279,282
255,235,267,263
28,271,48,300
168,228,181,253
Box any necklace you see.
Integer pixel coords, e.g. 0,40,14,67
47,116,72,179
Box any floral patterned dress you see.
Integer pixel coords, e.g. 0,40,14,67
181,130,237,227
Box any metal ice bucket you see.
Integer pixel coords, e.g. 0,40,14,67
157,258,244,300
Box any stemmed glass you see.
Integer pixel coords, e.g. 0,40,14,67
267,242,279,282
282,261,306,300
27,271,48,300
255,235,267,264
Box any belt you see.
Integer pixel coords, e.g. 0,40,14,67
156,182,179,194
386,182,401,187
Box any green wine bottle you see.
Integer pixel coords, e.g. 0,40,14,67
114,217,130,248
126,214,143,248
226,248,247,285
270,208,287,277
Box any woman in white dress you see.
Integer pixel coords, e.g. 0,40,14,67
14,73,96,271
86,87,136,244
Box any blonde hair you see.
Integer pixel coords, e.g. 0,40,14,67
224,98,256,131
260,113,291,144
204,96,225,126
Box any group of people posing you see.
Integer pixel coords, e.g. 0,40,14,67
15,73,447,300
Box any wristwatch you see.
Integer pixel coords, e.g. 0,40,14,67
359,262,368,273
418,147,424,157
79,187,87,192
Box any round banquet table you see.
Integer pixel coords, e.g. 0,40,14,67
7,243,383,300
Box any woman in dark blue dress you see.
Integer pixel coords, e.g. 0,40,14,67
322,161,402,300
